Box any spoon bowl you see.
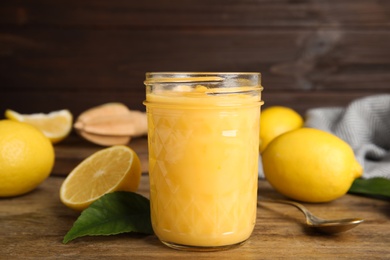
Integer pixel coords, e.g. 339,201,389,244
258,198,364,234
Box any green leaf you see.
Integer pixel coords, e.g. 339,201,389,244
348,177,390,198
63,191,153,244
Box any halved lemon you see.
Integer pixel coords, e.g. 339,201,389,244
59,145,142,211
5,109,73,144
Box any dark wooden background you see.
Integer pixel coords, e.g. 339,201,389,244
1,0,390,118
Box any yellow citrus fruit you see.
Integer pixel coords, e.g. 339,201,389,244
5,109,73,144
262,128,363,203
0,120,55,197
259,106,303,153
60,145,142,211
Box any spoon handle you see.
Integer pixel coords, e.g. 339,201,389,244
258,197,364,233
258,197,324,224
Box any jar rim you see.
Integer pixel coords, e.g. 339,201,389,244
144,72,261,84
146,72,260,75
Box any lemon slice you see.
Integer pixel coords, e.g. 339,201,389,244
5,109,73,144
59,145,142,211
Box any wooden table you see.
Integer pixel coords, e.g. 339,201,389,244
1,136,389,259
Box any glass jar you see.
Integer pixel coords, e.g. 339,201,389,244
143,72,263,251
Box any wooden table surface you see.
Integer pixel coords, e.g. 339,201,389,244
1,136,389,259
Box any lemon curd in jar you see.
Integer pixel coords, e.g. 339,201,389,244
144,73,263,251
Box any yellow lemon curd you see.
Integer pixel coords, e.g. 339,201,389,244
145,86,261,248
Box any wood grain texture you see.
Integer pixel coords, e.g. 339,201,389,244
1,175,389,259
1,3,389,257
2,131,390,258
1,0,390,117
1,0,390,28
2,29,390,92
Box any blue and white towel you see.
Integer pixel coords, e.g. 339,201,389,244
259,94,390,179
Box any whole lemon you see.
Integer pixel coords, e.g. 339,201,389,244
259,106,303,153
0,120,55,197
262,128,362,203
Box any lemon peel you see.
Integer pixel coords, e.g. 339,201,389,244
259,106,303,153
0,120,55,197
262,128,362,203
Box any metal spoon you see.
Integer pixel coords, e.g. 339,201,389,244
258,198,364,234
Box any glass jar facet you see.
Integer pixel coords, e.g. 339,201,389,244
144,72,263,251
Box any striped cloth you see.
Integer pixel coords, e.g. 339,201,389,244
305,94,390,179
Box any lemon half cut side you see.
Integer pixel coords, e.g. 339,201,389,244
59,145,142,211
